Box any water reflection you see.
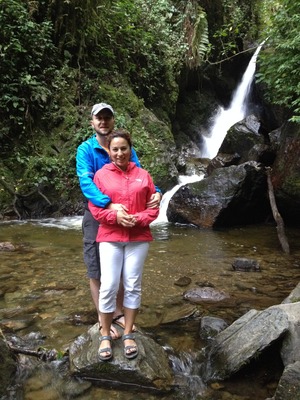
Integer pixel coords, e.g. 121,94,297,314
0,219,300,399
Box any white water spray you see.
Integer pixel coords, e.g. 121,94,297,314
201,43,265,159
153,174,204,224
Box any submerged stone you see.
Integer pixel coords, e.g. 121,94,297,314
183,287,230,303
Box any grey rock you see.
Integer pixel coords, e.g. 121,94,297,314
273,361,300,400
204,306,289,380
69,323,174,393
183,287,230,303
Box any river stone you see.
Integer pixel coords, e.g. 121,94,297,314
69,323,174,393
232,257,261,272
183,287,230,303
174,276,192,287
0,242,16,251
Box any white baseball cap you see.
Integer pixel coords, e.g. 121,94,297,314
91,103,114,116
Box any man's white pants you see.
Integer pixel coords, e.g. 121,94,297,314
99,241,149,313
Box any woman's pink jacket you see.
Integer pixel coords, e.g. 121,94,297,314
88,162,159,242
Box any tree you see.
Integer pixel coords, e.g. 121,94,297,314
0,0,57,142
257,0,300,123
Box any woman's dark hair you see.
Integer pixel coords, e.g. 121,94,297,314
107,129,132,149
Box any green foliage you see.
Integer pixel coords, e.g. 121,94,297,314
0,0,58,140
257,0,300,123
209,0,261,60
0,0,270,214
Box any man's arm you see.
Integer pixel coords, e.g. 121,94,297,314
76,143,111,208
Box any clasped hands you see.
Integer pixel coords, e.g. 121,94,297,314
107,192,161,227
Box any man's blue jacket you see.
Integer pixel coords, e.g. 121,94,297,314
76,134,160,208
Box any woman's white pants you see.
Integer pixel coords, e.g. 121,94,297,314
99,241,149,313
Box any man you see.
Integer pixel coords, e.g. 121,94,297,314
76,103,161,339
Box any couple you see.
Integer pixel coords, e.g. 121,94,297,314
76,103,160,361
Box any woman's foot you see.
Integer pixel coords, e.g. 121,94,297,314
99,323,121,340
98,335,112,361
112,314,137,332
122,333,138,359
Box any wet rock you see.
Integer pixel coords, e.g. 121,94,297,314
137,301,197,327
159,303,197,325
203,302,300,382
0,242,16,251
272,361,300,400
232,257,261,272
282,280,300,304
0,338,17,398
1,318,35,332
196,281,215,288
167,162,270,228
219,114,265,163
174,276,192,287
69,323,174,393
271,122,300,225
206,153,241,176
199,316,228,340
183,287,230,303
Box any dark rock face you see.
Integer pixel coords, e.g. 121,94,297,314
219,115,266,163
167,161,271,228
271,122,300,226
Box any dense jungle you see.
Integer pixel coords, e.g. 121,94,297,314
0,0,299,219
1,2,300,400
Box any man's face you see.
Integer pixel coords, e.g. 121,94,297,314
91,109,114,136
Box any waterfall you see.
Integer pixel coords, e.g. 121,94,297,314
153,174,204,224
154,43,265,224
201,43,264,159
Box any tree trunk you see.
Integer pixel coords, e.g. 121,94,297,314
266,168,290,254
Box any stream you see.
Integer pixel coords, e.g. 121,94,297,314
1,217,300,399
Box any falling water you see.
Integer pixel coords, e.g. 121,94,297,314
153,174,204,224
201,43,265,159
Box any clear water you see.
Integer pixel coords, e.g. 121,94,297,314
1,218,300,399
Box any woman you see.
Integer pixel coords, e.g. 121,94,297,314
88,129,159,361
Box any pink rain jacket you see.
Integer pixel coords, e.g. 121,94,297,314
88,162,159,242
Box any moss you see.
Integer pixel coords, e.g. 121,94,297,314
282,175,300,197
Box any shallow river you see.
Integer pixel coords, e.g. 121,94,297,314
1,216,300,400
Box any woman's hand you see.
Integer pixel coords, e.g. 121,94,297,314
117,210,137,227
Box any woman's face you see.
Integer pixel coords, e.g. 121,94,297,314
109,137,131,171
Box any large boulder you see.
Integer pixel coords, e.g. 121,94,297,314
202,306,289,381
219,114,266,163
167,161,270,227
201,300,300,400
69,323,174,393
